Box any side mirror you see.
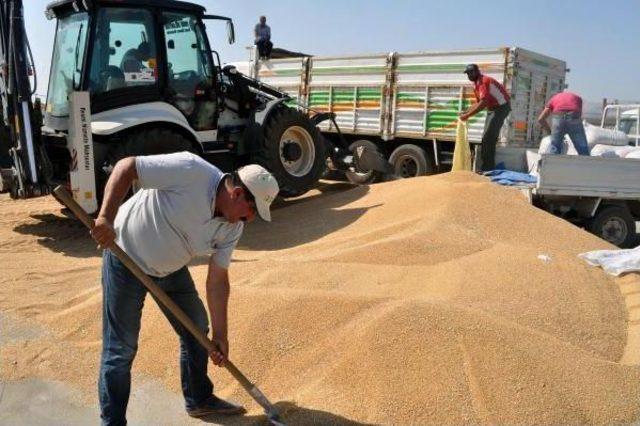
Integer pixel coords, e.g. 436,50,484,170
226,20,235,44
167,40,175,49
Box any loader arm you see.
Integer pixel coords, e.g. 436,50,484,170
0,0,51,198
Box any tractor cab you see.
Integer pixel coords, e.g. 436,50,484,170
2,0,377,204
45,0,234,132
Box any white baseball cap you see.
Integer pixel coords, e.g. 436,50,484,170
237,164,279,221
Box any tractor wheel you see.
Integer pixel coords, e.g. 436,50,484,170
257,107,327,197
97,128,196,203
113,128,195,158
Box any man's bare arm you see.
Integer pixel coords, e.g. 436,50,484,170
537,107,552,134
99,157,138,222
91,157,138,248
460,99,488,121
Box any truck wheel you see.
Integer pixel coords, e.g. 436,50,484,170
389,144,435,178
259,107,326,197
345,139,384,184
587,205,637,248
97,128,196,202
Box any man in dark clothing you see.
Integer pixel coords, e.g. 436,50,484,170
459,63,511,171
254,16,272,60
121,41,151,73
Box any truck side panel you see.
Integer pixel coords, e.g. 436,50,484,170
250,47,566,149
392,49,508,143
254,54,308,106
306,54,389,137
509,48,566,146
536,155,640,198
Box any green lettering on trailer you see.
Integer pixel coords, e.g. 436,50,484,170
311,65,387,75
397,63,467,74
531,59,550,68
258,68,302,77
425,99,484,131
308,88,382,107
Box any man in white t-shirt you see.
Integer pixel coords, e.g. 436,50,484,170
90,152,279,425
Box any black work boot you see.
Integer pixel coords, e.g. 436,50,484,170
186,395,246,418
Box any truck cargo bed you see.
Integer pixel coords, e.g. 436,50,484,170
535,155,640,199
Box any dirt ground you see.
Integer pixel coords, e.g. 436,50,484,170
1,173,639,425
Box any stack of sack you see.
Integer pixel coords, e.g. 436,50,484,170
538,122,637,158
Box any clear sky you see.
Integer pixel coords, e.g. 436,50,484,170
26,0,639,104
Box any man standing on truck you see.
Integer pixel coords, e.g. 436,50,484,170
537,90,589,155
254,16,272,60
459,63,511,171
90,152,279,425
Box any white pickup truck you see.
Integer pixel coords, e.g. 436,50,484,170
604,104,640,145
524,104,640,247
529,154,640,247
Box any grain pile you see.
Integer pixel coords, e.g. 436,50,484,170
1,171,639,425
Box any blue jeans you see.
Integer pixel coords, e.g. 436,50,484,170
550,115,589,155
99,250,212,426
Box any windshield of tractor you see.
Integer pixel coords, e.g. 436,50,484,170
46,12,89,117
163,13,212,79
163,12,215,126
88,8,158,96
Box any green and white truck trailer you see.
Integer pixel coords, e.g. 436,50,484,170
236,47,567,183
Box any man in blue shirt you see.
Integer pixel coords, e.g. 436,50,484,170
254,16,272,60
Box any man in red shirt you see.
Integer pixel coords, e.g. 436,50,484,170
459,64,511,171
537,91,589,155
